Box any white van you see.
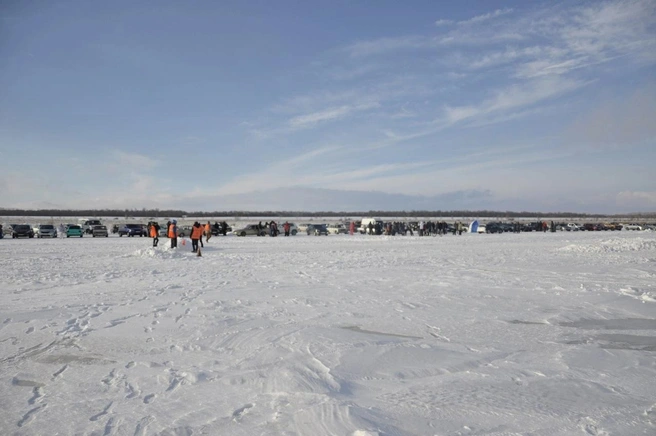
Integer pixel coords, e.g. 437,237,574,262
359,218,383,234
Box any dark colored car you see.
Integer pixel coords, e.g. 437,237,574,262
12,224,34,238
307,224,329,236
211,222,232,236
485,222,504,233
119,224,146,237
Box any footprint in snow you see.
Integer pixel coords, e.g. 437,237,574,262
232,403,254,420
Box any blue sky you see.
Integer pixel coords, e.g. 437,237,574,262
1,0,655,213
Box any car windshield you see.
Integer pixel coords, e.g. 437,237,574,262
40,225,54,229
94,226,106,230
68,225,81,229
126,224,141,228
15,225,30,230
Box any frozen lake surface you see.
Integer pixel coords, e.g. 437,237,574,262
1,231,655,435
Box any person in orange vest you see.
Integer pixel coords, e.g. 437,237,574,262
205,221,212,243
190,221,204,253
168,220,178,248
149,222,160,247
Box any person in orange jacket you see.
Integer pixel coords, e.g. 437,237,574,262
168,220,178,248
205,221,212,243
190,221,204,253
149,222,160,247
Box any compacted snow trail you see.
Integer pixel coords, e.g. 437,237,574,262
1,232,655,435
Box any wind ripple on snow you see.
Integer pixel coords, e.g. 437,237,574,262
124,247,187,259
558,237,656,254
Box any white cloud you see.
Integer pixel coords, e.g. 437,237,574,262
441,77,588,126
112,150,159,170
282,102,380,131
434,19,454,27
288,106,353,128
458,8,514,25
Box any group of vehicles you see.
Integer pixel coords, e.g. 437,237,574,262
230,222,349,236
0,223,108,238
2,218,653,240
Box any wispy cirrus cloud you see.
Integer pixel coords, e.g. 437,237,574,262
288,102,379,129
458,8,514,25
442,76,589,125
344,35,434,57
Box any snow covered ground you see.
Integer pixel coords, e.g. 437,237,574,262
1,231,655,435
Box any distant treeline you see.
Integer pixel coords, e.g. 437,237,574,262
1,208,654,219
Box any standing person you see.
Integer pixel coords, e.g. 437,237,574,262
283,221,290,236
205,221,212,243
150,222,160,247
221,221,228,236
168,220,178,248
418,221,425,237
349,221,355,235
58,223,66,238
190,221,203,253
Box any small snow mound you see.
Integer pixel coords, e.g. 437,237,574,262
620,287,656,303
126,246,187,259
559,238,656,254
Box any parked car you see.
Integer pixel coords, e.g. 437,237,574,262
359,218,383,234
307,224,329,236
34,224,57,238
485,222,504,234
176,225,193,237
281,222,299,236
327,223,348,234
66,224,84,238
92,225,109,237
233,224,267,237
297,223,312,233
118,224,145,237
12,224,34,238
78,219,103,234
210,223,233,236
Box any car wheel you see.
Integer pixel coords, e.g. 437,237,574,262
67,235,70,238
80,235,83,238
291,230,297,235
240,231,246,237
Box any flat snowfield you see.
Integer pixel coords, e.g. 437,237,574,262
1,232,655,436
